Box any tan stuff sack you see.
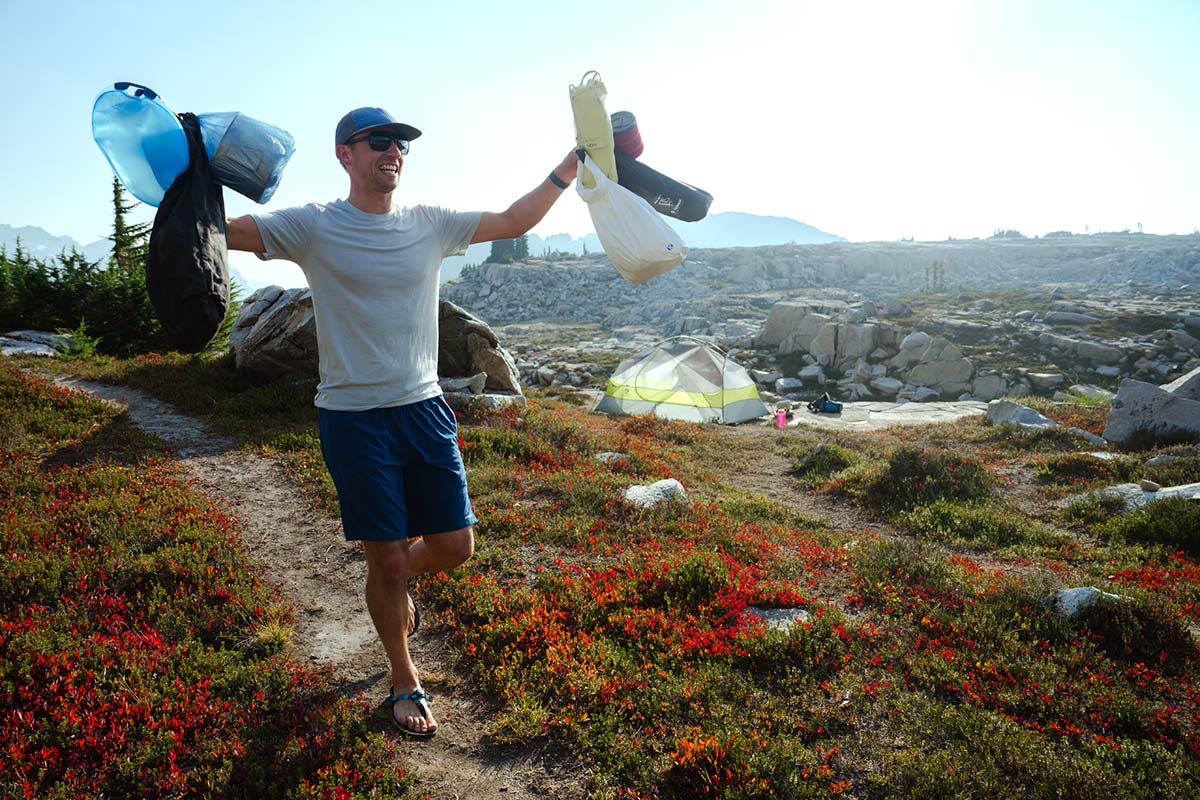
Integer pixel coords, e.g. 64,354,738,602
569,71,617,189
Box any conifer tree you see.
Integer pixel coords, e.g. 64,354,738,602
486,238,515,263
91,177,161,354
107,177,151,273
486,235,533,264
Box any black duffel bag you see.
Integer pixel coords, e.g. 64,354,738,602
146,112,229,353
615,151,713,222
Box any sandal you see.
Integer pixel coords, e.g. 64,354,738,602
382,687,437,739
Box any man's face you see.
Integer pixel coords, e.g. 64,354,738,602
339,127,405,193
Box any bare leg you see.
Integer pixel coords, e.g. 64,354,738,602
359,541,416,635
361,527,473,735
408,525,474,577
361,539,435,735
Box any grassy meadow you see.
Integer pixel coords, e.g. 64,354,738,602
3,352,1200,799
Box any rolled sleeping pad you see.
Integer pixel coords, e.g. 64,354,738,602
614,151,713,222
569,71,616,189
611,110,643,158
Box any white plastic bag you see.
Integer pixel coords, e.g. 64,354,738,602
576,157,687,284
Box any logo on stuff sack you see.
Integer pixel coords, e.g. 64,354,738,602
653,195,683,215
666,243,675,251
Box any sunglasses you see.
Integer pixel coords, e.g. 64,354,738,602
347,133,410,154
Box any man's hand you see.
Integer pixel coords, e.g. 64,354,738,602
550,149,581,186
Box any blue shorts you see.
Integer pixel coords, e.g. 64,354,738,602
317,395,477,541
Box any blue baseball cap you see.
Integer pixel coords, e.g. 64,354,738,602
335,107,422,147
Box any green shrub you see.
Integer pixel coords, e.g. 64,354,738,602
218,374,317,420
661,727,828,800
975,419,1088,452
970,575,1072,650
736,605,857,680
529,384,594,404
1077,594,1200,673
203,278,243,357
1061,391,1113,408
56,318,103,358
1020,395,1110,434
0,364,114,455
880,700,1196,800
619,413,699,444
1137,451,1200,487
1119,427,1200,452
716,490,827,530
518,407,596,455
853,538,959,602
843,445,993,513
638,550,731,611
462,426,546,464
788,442,858,486
901,499,1065,548
1062,492,1129,527
1099,497,1200,556
1034,452,1136,486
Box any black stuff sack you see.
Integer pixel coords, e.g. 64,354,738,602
614,151,713,223
146,112,228,353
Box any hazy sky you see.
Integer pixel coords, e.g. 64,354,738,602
2,0,1197,288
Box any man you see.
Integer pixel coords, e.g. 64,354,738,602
226,106,579,738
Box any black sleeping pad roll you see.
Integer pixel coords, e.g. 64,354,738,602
614,151,713,222
146,112,229,353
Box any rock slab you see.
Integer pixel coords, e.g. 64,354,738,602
1103,376,1200,446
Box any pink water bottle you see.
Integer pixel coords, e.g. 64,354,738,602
775,409,787,428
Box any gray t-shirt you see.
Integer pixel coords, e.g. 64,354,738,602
252,199,480,410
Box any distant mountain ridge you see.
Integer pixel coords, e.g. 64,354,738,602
441,211,843,282
666,212,844,248
0,224,111,264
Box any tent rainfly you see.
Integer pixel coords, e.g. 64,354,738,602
595,337,770,424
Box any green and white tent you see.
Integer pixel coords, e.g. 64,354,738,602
595,337,769,424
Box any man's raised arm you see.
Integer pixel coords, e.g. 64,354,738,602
226,215,265,253
471,151,580,244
